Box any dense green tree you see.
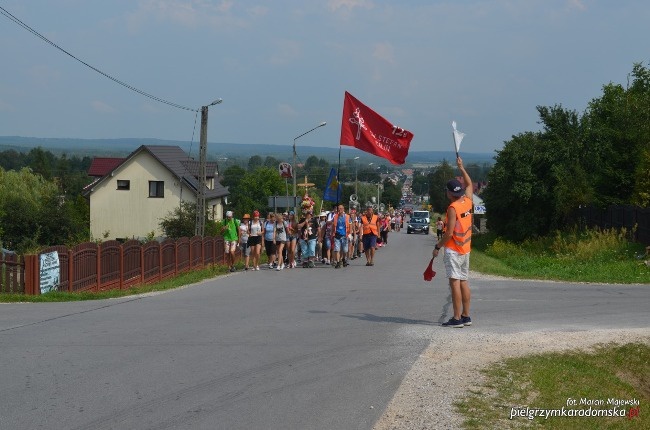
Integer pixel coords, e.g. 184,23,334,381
428,160,455,213
159,201,197,239
381,179,402,209
247,155,263,171
227,167,285,217
221,165,246,189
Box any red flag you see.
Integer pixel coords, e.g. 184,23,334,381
340,91,413,165
423,258,436,282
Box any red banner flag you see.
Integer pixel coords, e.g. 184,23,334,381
340,91,413,165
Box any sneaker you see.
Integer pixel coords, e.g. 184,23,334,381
342,260,349,267
325,259,330,265
268,263,273,269
230,266,236,272
276,265,283,271
334,261,341,269
308,261,315,268
244,267,249,271
255,266,260,271
442,318,464,328
461,315,472,326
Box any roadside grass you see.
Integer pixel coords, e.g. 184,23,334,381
456,342,649,429
0,262,238,303
470,229,650,284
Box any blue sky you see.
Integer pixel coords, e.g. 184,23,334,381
0,0,648,156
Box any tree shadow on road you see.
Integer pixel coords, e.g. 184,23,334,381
340,313,435,325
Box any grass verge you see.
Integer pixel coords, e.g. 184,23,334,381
0,263,236,303
470,230,650,284
457,342,649,429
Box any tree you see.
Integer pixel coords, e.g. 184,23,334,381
221,165,246,189
159,201,196,239
428,161,454,213
248,155,263,171
228,167,285,217
0,167,57,251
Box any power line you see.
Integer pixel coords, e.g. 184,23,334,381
0,5,197,112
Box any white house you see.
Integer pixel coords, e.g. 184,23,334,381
84,145,229,240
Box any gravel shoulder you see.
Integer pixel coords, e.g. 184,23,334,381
373,271,650,430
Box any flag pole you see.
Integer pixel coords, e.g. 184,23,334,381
336,145,342,206
453,131,459,159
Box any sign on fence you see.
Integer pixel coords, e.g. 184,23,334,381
40,251,60,294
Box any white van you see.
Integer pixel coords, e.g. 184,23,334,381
412,210,430,225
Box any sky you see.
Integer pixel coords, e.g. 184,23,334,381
1,0,648,158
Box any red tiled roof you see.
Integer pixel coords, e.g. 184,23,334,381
88,157,125,177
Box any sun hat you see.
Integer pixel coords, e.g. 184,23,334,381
242,213,251,219
319,211,327,217
446,179,465,197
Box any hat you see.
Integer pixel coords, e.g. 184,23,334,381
242,213,251,219
319,211,327,217
253,210,260,218
446,179,465,197
289,210,295,215
226,210,233,217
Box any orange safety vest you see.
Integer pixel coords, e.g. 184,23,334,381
332,213,351,236
362,214,379,236
445,197,472,254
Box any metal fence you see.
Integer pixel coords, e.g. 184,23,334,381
1,253,25,294
10,236,230,296
574,205,650,245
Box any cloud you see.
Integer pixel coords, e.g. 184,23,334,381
276,103,299,117
373,43,394,64
28,65,61,87
127,0,241,30
0,99,15,112
247,5,269,17
268,39,302,66
91,101,117,113
327,0,374,12
567,0,587,11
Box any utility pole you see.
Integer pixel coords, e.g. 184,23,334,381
195,106,208,237
195,99,222,237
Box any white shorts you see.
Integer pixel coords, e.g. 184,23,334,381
443,249,470,281
224,240,238,253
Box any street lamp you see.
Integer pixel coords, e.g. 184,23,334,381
195,98,223,237
354,156,360,195
292,121,326,213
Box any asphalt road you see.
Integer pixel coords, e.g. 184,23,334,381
1,229,648,430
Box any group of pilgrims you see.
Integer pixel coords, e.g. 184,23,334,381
219,193,404,272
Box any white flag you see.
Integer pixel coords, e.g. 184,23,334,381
451,121,465,154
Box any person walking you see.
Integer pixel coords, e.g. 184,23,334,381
298,211,320,268
331,204,351,268
248,210,263,270
433,157,474,328
274,212,288,271
361,206,380,266
220,210,240,272
286,211,298,268
239,213,251,270
264,213,277,269
436,217,445,241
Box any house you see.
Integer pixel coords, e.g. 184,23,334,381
84,145,229,240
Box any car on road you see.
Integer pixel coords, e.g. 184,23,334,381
407,217,429,234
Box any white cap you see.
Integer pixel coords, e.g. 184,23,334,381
226,210,233,217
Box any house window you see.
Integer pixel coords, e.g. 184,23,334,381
116,180,130,190
149,181,164,198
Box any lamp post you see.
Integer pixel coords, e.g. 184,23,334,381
292,121,326,213
195,98,223,237
354,156,360,195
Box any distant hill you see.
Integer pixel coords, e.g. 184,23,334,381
0,136,495,165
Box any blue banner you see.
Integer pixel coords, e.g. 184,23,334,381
323,167,342,202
